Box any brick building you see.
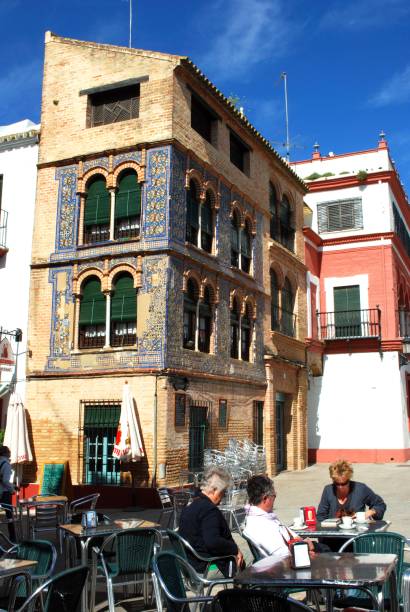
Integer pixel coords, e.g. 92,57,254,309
26,33,308,498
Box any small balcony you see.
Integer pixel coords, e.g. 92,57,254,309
0,209,8,255
271,306,297,337
317,308,381,340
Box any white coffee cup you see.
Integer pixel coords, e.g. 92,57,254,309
355,511,366,523
293,517,303,528
342,516,353,528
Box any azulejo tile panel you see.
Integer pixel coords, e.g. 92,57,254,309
47,267,73,369
170,147,186,244
142,147,170,242
83,156,109,173
113,151,142,169
55,166,79,252
138,256,168,367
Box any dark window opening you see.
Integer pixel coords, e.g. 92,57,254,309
230,211,240,267
110,273,137,347
219,400,228,428
114,170,141,240
241,221,252,273
82,402,121,484
281,278,295,337
186,181,199,245
191,95,216,144
201,192,213,253
253,401,264,445
198,287,212,353
83,176,110,244
230,299,240,359
269,182,279,240
241,307,251,361
175,394,186,428
230,131,250,173
183,279,197,350
270,270,280,331
88,84,140,127
79,277,106,348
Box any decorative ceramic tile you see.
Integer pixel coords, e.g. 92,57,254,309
138,256,167,367
55,166,79,252
47,268,73,369
83,156,109,173
143,147,170,241
170,147,186,244
113,151,142,169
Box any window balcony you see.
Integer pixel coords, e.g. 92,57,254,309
0,209,8,255
271,306,297,337
317,308,381,340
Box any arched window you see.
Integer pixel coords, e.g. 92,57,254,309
111,273,137,347
279,195,295,252
114,170,141,240
270,270,280,331
198,287,212,353
241,304,252,361
282,278,295,336
230,298,240,359
183,279,198,350
79,277,106,348
241,220,252,273
186,181,200,245
269,182,278,240
230,210,240,267
83,176,110,244
201,192,213,253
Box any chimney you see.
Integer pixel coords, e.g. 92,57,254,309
312,142,321,160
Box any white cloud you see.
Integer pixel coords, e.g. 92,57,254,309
199,0,293,81
320,0,409,30
369,65,410,107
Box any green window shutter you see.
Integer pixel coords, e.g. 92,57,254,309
115,172,141,220
334,285,360,312
111,275,137,322
334,285,361,336
84,178,110,226
79,278,106,325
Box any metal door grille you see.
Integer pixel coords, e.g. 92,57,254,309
78,400,121,485
189,400,212,471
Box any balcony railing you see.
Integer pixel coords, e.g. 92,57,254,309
317,308,381,340
398,310,410,339
271,306,297,337
0,209,8,252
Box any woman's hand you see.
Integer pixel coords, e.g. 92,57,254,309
236,551,244,568
365,509,376,520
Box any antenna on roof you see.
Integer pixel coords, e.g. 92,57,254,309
129,0,133,48
281,72,290,162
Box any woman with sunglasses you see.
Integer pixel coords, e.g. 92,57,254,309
317,459,386,522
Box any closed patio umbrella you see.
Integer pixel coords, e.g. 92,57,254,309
4,393,33,487
113,382,144,462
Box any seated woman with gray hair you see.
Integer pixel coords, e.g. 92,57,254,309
178,467,244,576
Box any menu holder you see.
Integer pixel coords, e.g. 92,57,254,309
81,510,98,529
290,541,311,569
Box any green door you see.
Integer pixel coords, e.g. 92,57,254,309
189,404,209,470
334,285,361,337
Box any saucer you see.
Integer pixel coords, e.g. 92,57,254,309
290,524,308,530
339,523,356,530
355,519,368,525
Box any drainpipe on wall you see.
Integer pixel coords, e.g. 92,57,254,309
151,374,159,488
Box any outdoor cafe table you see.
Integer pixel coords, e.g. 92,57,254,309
234,553,398,612
291,520,390,539
0,558,37,604
59,518,159,612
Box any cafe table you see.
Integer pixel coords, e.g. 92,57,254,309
234,552,398,612
59,518,159,612
291,520,390,539
0,558,37,605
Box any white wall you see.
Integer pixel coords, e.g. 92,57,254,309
0,132,39,400
291,148,391,180
308,351,408,449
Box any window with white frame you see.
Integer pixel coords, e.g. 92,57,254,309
317,198,363,233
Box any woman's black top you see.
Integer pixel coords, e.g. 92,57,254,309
178,492,238,575
317,480,386,521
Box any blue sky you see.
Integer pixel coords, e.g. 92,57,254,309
1,0,410,189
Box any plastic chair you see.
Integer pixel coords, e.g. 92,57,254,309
338,531,406,607
14,565,89,612
67,493,100,521
152,551,232,612
89,528,161,612
211,588,316,611
167,529,236,578
0,539,56,610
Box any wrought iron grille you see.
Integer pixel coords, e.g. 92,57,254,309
83,224,110,244
110,322,136,347
90,85,140,127
253,401,264,446
317,308,381,340
78,400,121,485
114,217,140,240
79,326,106,349
398,310,410,339
188,400,212,471
0,209,8,250
271,306,297,337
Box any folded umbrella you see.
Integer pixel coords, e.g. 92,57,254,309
112,382,144,462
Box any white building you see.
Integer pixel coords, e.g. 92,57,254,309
292,135,410,463
0,120,40,420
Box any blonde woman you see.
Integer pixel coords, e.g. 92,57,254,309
317,459,386,521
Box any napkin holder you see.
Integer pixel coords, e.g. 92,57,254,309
289,540,311,569
81,510,98,528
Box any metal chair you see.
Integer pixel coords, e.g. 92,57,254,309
241,532,267,562
152,551,232,612
338,531,406,608
67,493,100,521
173,490,193,528
89,528,161,612
167,529,236,578
28,501,66,546
65,512,111,567
211,588,316,611
13,565,89,612
402,565,410,612
0,539,56,610
0,503,22,542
